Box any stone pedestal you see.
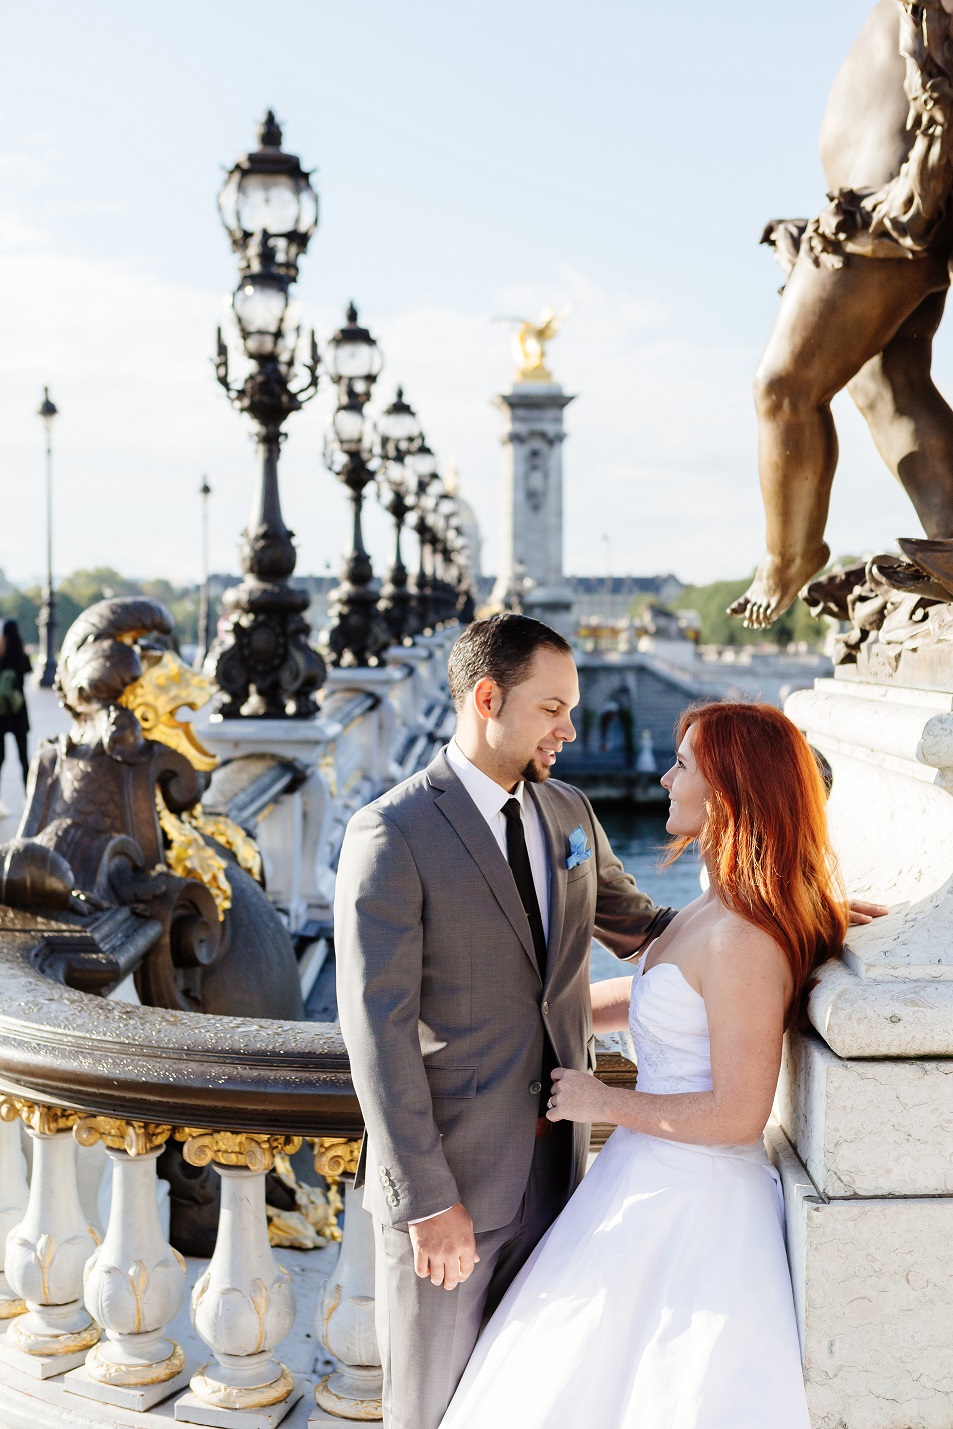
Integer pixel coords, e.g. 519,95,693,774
781,673,953,1428
489,383,574,636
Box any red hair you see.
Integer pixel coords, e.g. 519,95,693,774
666,701,847,1026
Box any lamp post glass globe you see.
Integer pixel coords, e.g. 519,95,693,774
378,388,421,448
332,400,367,452
232,275,291,359
409,442,437,480
326,303,383,391
218,111,318,277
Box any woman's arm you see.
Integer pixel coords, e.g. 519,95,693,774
590,975,634,1034
552,921,790,1147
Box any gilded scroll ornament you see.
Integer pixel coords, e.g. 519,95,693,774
311,1136,362,1183
0,1098,80,1137
155,788,232,919
266,1152,339,1249
118,650,219,773
187,807,264,884
73,1117,172,1157
175,1128,302,1174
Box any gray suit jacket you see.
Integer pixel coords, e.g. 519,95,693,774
335,748,671,1233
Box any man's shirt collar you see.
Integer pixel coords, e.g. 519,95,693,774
446,738,525,824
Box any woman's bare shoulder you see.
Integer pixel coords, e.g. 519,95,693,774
705,905,790,985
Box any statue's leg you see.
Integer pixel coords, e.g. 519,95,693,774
848,289,953,538
729,246,949,628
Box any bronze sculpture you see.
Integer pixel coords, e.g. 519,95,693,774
731,0,953,629
3,597,302,1020
0,597,307,1253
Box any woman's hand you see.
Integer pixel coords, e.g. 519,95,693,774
546,1067,613,1124
847,898,888,926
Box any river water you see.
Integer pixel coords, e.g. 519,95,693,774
589,806,701,982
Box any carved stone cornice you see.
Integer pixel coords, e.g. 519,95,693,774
73,1116,173,1157
175,1128,302,1174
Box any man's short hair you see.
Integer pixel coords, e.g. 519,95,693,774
447,614,572,709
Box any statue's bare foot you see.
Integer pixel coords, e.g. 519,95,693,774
727,545,830,630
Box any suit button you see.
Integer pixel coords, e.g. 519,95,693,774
542,1001,549,1014
529,1081,542,1096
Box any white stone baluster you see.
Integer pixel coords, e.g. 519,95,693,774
0,1100,100,1378
62,1117,190,1410
0,1111,29,1319
174,1130,304,1427
311,1138,382,1424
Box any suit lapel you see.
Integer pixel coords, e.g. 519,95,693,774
527,783,566,986
428,753,540,977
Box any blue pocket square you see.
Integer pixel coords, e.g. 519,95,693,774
566,825,592,870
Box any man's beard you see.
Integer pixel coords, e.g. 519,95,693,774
521,754,551,784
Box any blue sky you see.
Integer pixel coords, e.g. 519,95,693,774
1,0,930,588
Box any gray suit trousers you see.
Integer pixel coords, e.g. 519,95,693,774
373,1123,573,1429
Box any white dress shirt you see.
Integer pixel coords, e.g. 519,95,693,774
409,740,553,1224
445,738,551,941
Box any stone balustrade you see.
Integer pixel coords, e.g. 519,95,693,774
0,923,633,1428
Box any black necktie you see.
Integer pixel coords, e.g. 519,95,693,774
502,797,547,978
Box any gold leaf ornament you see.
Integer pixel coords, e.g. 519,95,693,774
155,788,232,920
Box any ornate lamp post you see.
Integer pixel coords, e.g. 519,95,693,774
35,388,58,688
377,394,426,646
206,111,325,718
404,435,438,640
378,452,413,646
321,306,391,668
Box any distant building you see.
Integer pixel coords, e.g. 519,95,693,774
567,574,684,624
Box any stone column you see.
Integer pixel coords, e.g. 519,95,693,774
173,1129,304,1427
64,1117,190,1411
489,382,575,637
776,674,953,1428
0,1100,100,1378
311,1138,382,1424
0,1114,29,1319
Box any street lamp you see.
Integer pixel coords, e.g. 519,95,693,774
196,477,212,669
35,387,58,688
206,111,325,718
321,305,391,667
378,453,413,646
377,396,426,646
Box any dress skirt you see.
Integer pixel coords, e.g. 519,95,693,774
440,1124,810,1429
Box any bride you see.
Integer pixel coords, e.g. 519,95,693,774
439,701,847,1429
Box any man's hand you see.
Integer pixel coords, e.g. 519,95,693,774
408,1203,479,1290
547,1066,613,1125
847,898,889,926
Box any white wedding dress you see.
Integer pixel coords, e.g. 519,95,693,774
440,954,810,1429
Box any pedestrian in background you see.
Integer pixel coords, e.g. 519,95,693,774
0,619,32,791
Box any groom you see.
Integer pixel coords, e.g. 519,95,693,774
335,613,675,1429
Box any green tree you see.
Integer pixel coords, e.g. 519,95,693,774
652,578,828,648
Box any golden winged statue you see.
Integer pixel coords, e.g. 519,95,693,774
511,305,571,383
